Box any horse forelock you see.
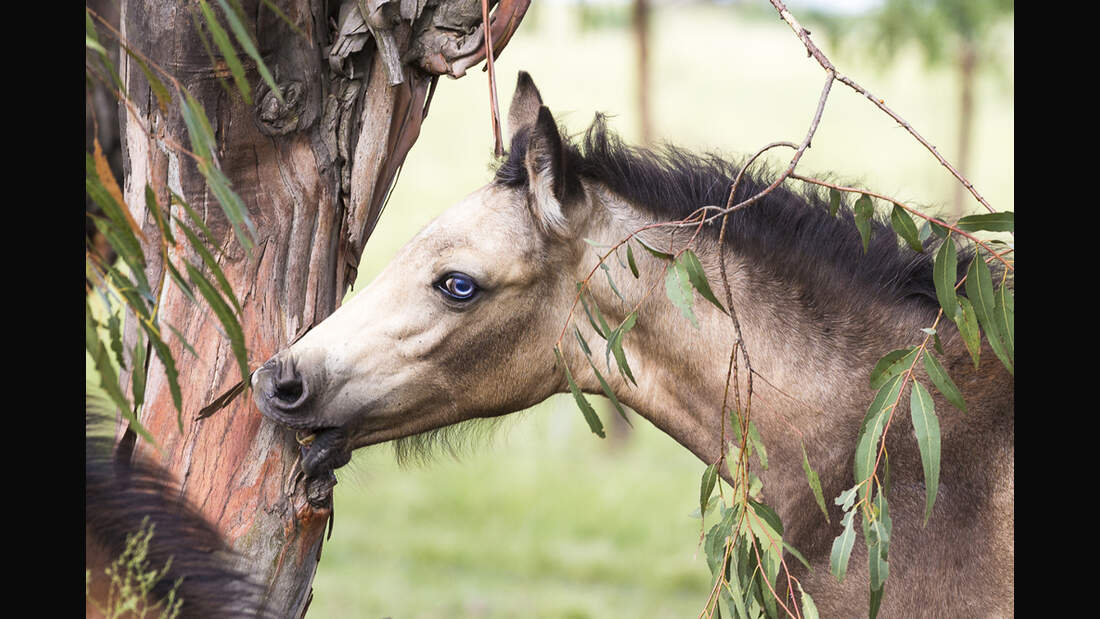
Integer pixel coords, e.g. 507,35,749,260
494,113,969,319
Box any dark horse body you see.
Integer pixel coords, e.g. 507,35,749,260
253,73,1013,616
86,407,267,618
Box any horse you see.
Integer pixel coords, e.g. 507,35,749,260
86,401,269,618
252,71,1014,616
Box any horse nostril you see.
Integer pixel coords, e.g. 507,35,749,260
269,356,309,408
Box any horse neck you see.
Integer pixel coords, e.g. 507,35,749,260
574,192,931,483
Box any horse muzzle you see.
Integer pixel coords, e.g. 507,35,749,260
252,353,353,506
251,354,319,430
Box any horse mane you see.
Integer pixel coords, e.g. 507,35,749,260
85,401,269,618
495,114,968,318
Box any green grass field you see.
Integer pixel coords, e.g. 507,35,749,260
308,4,1013,618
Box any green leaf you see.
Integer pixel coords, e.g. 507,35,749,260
828,188,841,217
956,297,982,368
185,262,250,386
556,347,605,438
864,491,892,594
584,356,632,427
681,249,728,315
798,582,820,619
144,185,175,245
87,303,157,447
176,217,243,316
966,256,1013,374
573,325,591,356
747,421,768,469
119,40,173,115
923,352,966,413
957,212,1014,233
664,257,698,328
854,194,874,253
890,204,922,252
830,508,857,582
700,463,718,521
869,583,885,619
626,242,640,278
854,375,905,500
180,92,256,251
636,236,674,261
198,0,252,104
216,0,284,104
910,381,941,525
995,284,1014,366
801,442,830,523
130,329,148,413
607,312,638,386
748,499,783,538
868,347,917,390
86,10,123,91
599,261,626,304
835,484,859,512
577,284,608,340
933,238,958,320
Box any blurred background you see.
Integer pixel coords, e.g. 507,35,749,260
311,0,1013,617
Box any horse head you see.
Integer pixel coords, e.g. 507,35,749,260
252,73,597,480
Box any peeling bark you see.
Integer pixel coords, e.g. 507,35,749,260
113,0,528,616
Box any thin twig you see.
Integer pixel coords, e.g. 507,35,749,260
480,0,504,157
765,0,996,214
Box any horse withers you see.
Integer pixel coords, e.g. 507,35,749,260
252,72,1013,616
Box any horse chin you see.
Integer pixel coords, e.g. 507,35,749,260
297,426,352,507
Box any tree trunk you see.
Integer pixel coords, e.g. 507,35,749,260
113,1,528,616
952,40,976,217
633,0,652,146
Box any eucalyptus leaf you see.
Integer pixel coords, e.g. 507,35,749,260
868,347,917,390
556,347,605,438
854,194,874,253
995,284,1014,366
854,374,905,500
682,249,728,315
956,297,982,368
910,381,941,525
966,256,1013,374
216,0,284,104
700,463,718,522
664,257,698,328
802,442,830,523
923,352,966,413
829,188,841,217
890,204,922,252
584,355,632,427
747,421,768,470
830,508,857,583
636,236,674,260
626,242,640,278
185,262,250,386
933,238,958,320
198,0,252,104
957,212,1014,233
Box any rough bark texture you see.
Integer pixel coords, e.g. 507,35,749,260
112,1,528,616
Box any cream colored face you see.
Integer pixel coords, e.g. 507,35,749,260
252,183,582,451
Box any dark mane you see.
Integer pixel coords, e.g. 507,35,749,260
496,114,965,317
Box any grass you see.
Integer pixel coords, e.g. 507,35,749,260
310,4,1013,618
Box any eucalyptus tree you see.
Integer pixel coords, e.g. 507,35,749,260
86,1,529,615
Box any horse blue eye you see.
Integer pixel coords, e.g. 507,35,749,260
440,273,479,301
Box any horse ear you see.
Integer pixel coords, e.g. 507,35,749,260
524,105,571,236
508,71,543,142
